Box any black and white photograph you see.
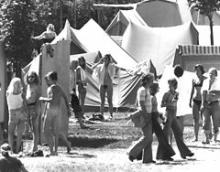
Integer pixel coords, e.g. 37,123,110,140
1,0,220,171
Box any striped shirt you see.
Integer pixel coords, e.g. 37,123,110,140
137,87,152,113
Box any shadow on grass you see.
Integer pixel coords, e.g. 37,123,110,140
66,152,97,159
60,136,120,148
156,158,197,166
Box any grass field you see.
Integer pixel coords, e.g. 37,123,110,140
14,112,215,172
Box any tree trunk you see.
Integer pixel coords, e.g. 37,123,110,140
208,14,214,45
59,0,63,32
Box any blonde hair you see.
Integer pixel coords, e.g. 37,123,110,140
47,24,55,32
7,77,22,94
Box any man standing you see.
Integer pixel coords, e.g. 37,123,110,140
201,67,220,144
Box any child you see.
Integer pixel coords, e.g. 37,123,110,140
161,78,194,159
150,82,175,161
6,77,25,153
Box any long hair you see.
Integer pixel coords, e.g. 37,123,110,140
26,71,40,85
7,77,22,94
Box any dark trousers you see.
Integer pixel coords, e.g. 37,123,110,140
159,109,192,158
71,93,83,119
151,113,175,159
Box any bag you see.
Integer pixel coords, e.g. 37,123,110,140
129,110,146,128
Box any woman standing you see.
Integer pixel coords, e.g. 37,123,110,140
6,77,25,153
189,64,206,141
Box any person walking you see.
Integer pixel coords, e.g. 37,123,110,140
128,73,155,164
150,82,175,161
189,64,206,141
160,78,194,159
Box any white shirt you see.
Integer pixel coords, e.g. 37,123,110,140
77,66,88,84
70,70,76,92
137,87,152,113
6,93,23,110
95,63,116,86
202,77,220,92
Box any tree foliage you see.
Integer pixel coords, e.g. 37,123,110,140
189,0,220,45
0,0,142,71
189,0,220,17
0,0,35,68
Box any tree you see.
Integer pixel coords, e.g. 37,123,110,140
0,0,35,73
189,0,220,45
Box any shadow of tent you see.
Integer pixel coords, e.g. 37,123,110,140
59,137,119,148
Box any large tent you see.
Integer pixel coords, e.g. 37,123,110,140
106,0,192,36
24,20,157,109
121,21,199,75
134,0,191,27
70,52,145,108
70,19,137,69
105,9,147,36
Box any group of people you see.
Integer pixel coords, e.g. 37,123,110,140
128,63,220,164
189,65,220,144
128,67,194,164
4,51,127,157
6,70,71,156
70,53,125,122
3,22,220,166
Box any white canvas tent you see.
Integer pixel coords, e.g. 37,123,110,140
121,21,198,75
70,19,137,69
106,0,192,36
105,10,147,36
70,52,156,108
24,20,152,109
135,0,184,27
